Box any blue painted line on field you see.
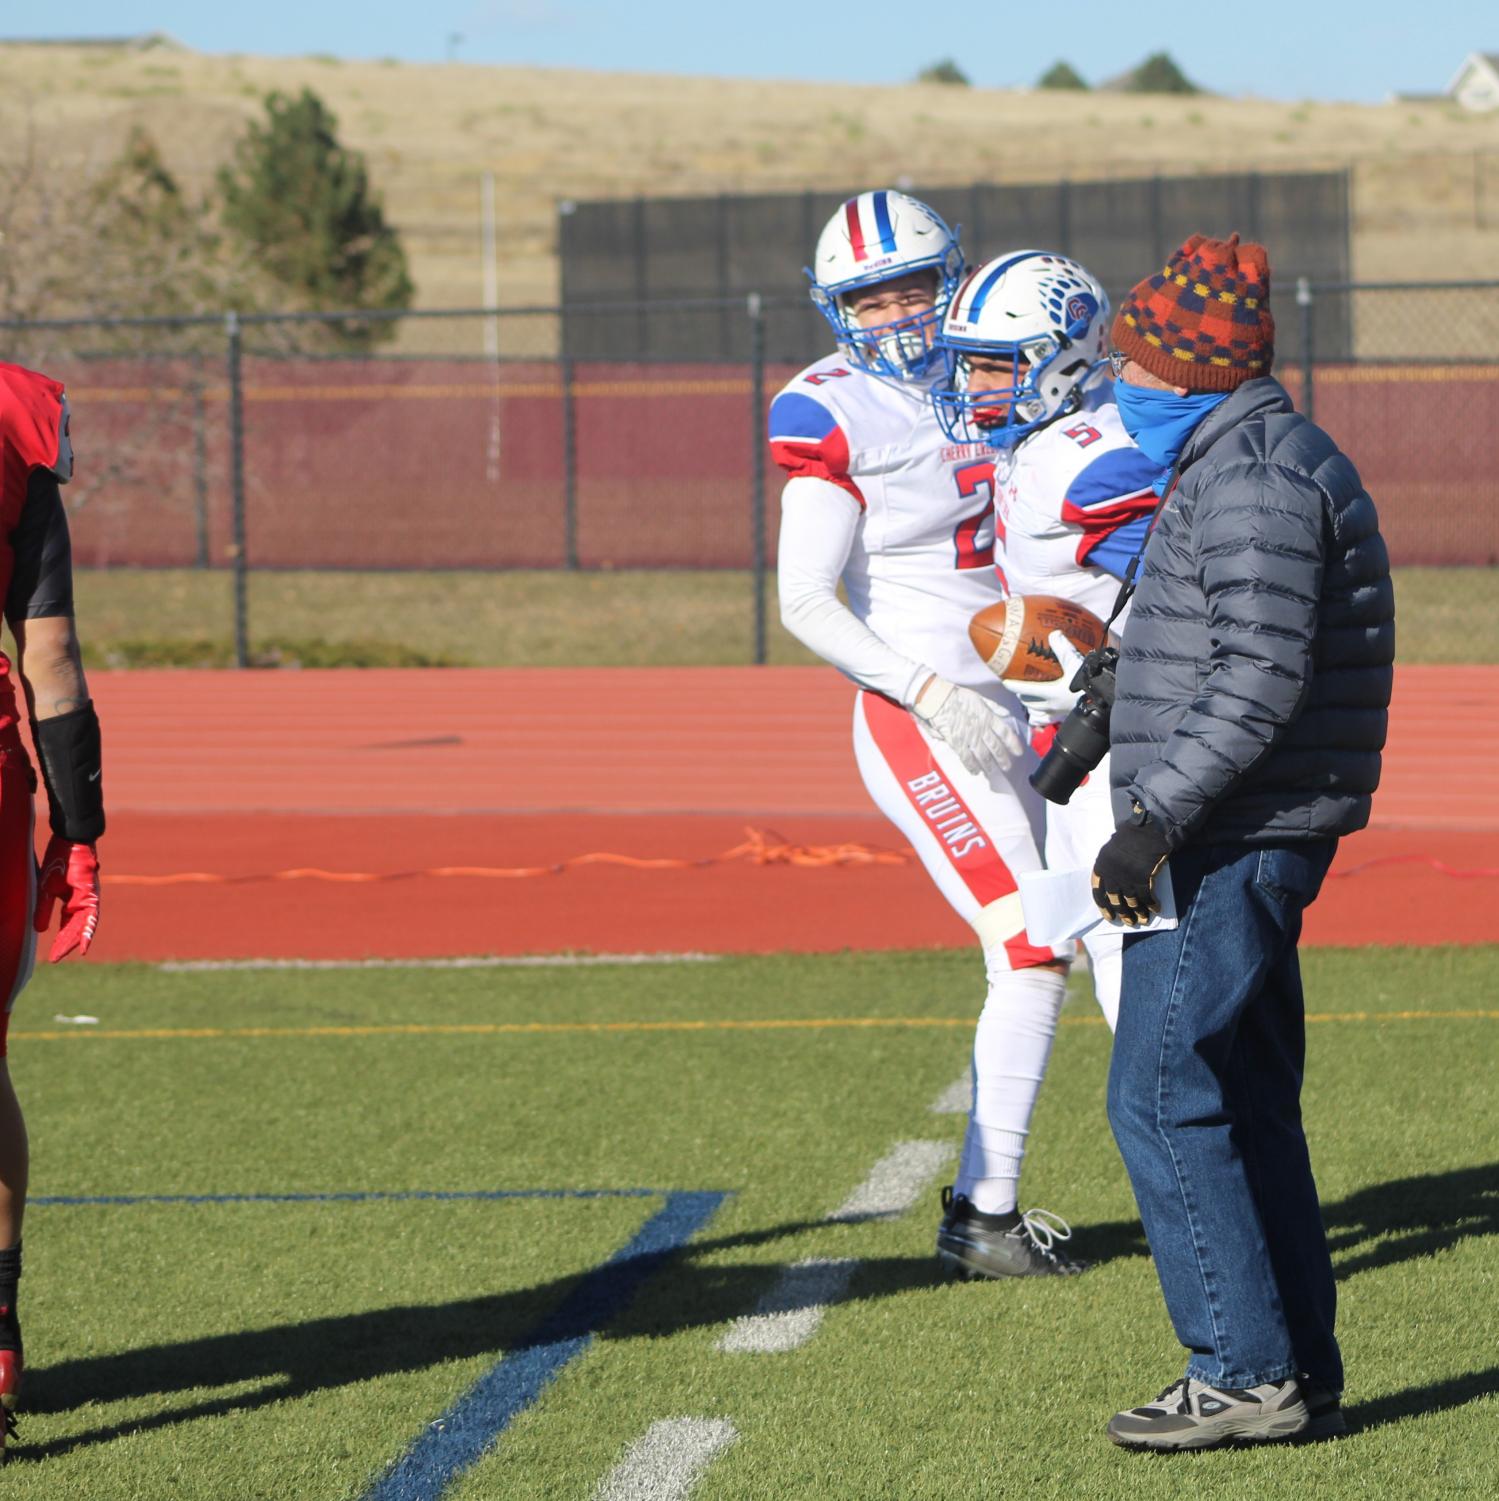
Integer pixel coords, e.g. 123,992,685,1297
32,1187,661,1207
360,1189,728,1501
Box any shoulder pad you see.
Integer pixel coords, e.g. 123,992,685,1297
0,362,71,483
1066,444,1164,509
767,390,862,504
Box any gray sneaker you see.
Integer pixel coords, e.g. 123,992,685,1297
1300,1380,1348,1440
1108,1376,1310,1451
935,1188,1087,1278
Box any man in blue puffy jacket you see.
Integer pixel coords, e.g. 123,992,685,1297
1090,234,1395,1451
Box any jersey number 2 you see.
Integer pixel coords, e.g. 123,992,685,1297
952,461,996,570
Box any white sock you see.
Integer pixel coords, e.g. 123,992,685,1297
954,962,1068,1215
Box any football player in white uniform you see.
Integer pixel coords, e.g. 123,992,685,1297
933,251,1167,1030
773,192,1087,1277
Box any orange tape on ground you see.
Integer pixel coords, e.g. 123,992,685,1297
98,835,1499,890
102,827,915,888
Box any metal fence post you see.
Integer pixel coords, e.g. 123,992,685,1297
226,310,249,669
633,197,649,355
561,350,579,569
748,292,767,666
716,193,732,358
1149,174,1165,270
192,351,210,569
1296,277,1315,423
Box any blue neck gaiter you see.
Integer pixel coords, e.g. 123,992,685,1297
1113,382,1230,493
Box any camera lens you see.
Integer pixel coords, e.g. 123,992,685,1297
1030,699,1112,805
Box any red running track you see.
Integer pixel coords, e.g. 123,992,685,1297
58,664,1499,961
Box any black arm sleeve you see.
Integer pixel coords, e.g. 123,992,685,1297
34,702,105,842
5,469,74,626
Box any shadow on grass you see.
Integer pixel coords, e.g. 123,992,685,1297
1071,1216,1150,1266
1061,1162,1499,1282
1324,1162,1499,1279
1347,1365,1499,1434
17,1215,900,1462
17,1163,1499,1461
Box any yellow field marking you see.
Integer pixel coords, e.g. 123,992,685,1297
11,1009,1495,1044
72,379,752,405
1306,365,1499,387
67,364,1499,409
1304,1008,1499,1023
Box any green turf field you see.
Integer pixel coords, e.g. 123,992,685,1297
70,566,1495,669
4,946,1496,1497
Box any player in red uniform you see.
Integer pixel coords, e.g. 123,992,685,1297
0,360,105,1455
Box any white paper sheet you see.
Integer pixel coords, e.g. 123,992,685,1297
1017,864,1178,948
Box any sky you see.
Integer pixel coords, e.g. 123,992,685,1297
0,1,1483,103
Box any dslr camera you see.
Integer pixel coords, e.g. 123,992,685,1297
1030,645,1118,805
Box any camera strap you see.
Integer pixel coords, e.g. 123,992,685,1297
1100,463,1182,636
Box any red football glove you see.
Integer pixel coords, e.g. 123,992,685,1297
34,836,100,962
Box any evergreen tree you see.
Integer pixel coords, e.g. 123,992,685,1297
916,59,970,86
1124,52,1200,95
1038,61,1089,91
89,128,224,317
98,126,184,231
217,88,412,344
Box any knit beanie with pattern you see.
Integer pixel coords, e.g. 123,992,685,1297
1111,233,1274,391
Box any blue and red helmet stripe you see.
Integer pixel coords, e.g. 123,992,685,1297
844,199,867,262
964,251,1037,319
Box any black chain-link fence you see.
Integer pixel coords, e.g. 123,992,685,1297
1,280,1494,670
559,170,1353,364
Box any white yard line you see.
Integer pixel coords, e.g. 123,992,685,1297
592,1418,739,1501
927,1069,972,1115
827,1139,956,1224
157,953,721,973
717,1139,954,1355
715,1258,858,1355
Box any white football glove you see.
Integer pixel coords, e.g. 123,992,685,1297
912,675,1023,778
1003,632,1087,729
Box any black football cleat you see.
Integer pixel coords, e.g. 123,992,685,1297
935,1186,1088,1278
0,1349,19,1460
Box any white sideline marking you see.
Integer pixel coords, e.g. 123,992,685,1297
828,1139,956,1223
928,1069,971,1115
715,1259,858,1354
156,953,721,973
716,1139,953,1355
593,1417,739,1501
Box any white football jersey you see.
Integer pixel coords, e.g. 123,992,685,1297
769,354,1004,691
991,390,1164,623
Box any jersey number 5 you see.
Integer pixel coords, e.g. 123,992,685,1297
952,461,996,570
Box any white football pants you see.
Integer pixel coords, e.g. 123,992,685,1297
853,690,1070,1215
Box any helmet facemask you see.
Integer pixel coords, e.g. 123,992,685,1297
935,336,1104,447
815,268,952,381
933,253,1111,447
806,192,964,383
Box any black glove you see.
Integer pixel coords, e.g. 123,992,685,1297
1092,816,1171,927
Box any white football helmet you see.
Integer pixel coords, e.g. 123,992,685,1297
807,190,963,382
932,250,1111,447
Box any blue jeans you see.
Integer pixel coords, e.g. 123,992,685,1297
1106,839,1343,1392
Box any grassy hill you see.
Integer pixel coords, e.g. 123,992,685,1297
2,39,1497,321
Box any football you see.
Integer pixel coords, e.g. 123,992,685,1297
968,595,1108,682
